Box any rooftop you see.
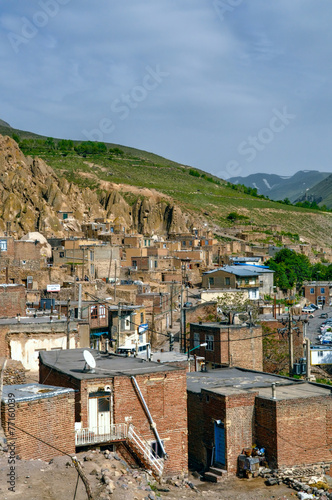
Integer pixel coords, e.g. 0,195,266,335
186,367,330,400
1,384,74,403
39,348,181,380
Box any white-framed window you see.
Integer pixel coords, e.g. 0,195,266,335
318,351,324,357
99,305,106,318
205,334,214,351
0,240,7,251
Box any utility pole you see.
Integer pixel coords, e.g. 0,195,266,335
117,302,121,348
66,299,71,349
82,246,85,280
306,337,311,381
107,249,113,283
0,358,7,445
180,284,184,352
288,310,294,376
170,282,173,329
114,260,117,300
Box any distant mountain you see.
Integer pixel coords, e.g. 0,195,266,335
0,119,11,128
295,174,332,208
228,170,331,202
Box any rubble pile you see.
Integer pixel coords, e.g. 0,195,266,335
3,360,26,385
260,466,332,499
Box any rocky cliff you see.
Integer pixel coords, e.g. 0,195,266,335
0,135,196,237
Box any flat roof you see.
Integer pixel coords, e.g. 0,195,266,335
39,348,181,380
252,382,331,401
187,367,299,395
190,322,259,329
2,384,74,403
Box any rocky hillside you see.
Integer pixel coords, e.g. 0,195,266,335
0,135,195,237
2,132,332,247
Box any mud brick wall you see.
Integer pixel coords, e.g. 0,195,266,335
1,391,75,461
0,285,26,318
3,360,26,385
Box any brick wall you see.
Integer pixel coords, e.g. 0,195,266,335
187,389,257,474
0,285,26,318
1,391,75,460
189,323,263,371
255,397,278,468
275,396,332,468
39,361,188,476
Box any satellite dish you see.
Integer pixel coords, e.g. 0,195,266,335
83,350,96,372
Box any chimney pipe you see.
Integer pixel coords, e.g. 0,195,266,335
272,382,276,400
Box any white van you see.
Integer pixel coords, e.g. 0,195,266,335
116,343,151,356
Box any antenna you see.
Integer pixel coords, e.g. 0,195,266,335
83,350,96,373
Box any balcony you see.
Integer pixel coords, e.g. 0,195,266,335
75,423,164,476
75,423,128,446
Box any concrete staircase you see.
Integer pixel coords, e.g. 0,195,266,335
204,466,227,483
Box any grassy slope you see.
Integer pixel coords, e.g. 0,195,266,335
2,124,332,247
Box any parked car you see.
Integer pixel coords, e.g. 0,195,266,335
320,313,329,319
184,302,193,308
302,306,316,313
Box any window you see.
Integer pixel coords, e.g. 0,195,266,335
98,397,110,412
132,260,137,268
245,278,249,284
193,332,200,348
90,305,98,319
310,288,314,294
208,277,214,286
321,288,325,294
205,240,209,246
126,319,130,328
99,305,106,318
150,440,164,459
318,351,324,358
205,334,214,351
154,260,158,268
90,251,94,261
225,277,230,285
59,252,64,258
140,312,144,323
189,241,193,246
182,241,186,246
0,240,7,251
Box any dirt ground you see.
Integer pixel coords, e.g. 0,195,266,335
0,450,297,500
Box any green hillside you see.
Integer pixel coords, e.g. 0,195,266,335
2,123,332,247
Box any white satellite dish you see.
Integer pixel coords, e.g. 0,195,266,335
83,350,96,372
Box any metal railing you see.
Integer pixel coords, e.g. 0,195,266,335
75,423,128,446
75,423,164,476
127,424,164,476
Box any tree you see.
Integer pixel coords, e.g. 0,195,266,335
266,249,312,291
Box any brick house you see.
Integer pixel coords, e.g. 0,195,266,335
187,367,332,474
1,383,75,460
0,236,44,271
189,322,263,371
303,281,332,306
39,349,188,477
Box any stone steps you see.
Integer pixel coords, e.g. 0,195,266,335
204,467,227,482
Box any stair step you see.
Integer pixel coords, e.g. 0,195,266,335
209,467,227,477
204,472,223,483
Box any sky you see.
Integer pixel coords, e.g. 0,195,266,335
1,0,332,180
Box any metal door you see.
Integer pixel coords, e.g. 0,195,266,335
214,421,225,466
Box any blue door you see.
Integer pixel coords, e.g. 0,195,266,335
214,421,225,466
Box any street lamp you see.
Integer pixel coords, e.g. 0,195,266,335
187,342,207,359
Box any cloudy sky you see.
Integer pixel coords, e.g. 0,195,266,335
1,0,332,179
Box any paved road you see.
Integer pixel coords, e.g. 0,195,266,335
260,305,332,346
